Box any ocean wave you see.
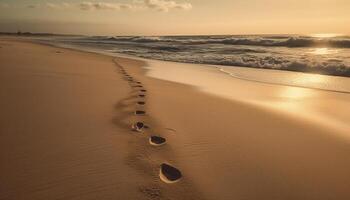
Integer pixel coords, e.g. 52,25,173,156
106,36,173,43
101,36,350,48
213,56,350,76
61,35,350,77
218,37,350,48
115,49,350,77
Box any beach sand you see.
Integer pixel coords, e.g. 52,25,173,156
1,37,350,200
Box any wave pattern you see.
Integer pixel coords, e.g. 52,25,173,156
51,35,350,77
105,35,350,48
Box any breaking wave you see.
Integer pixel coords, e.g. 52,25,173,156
50,34,350,77
102,36,350,48
120,51,350,77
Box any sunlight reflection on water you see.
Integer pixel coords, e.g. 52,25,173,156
280,87,313,100
292,73,326,86
309,48,338,55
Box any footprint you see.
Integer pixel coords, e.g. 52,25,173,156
159,163,182,183
149,136,166,146
135,110,146,115
137,101,146,105
140,89,147,92
139,94,146,98
132,122,145,132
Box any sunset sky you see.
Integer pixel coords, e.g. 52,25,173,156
0,0,349,36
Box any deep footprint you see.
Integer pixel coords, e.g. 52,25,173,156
137,101,146,105
132,122,145,132
149,136,166,146
135,110,146,115
140,89,147,92
139,94,146,97
159,163,182,183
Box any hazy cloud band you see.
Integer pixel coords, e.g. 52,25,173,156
24,0,192,12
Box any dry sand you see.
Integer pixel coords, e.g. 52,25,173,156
1,38,350,200
0,38,201,200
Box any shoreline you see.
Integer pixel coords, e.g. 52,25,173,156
143,58,350,137
1,37,350,199
114,55,350,199
22,36,350,135
20,36,350,93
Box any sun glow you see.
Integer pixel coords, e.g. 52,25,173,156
309,48,338,55
294,73,326,87
311,33,342,38
280,74,324,100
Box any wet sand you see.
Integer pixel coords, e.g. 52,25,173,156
1,38,350,200
116,57,350,200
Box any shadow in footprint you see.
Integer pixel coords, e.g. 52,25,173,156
137,101,146,105
132,122,145,132
149,136,166,146
160,163,182,183
135,110,146,115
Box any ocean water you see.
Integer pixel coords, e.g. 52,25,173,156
36,35,350,93
43,35,350,76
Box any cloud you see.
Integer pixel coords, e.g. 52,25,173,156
143,0,192,12
24,2,72,10
25,1,192,12
79,0,192,12
78,2,132,10
45,3,72,9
